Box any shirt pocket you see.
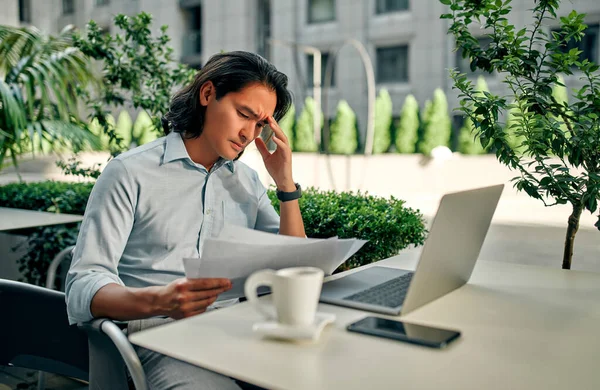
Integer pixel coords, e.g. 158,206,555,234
223,201,257,228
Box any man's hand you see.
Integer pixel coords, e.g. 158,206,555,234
255,116,296,191
155,278,232,319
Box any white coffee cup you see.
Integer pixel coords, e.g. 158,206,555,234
244,267,324,327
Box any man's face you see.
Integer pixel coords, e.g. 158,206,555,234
200,82,277,161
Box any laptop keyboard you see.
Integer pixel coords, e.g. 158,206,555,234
343,272,414,308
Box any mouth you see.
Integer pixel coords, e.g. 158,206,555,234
230,141,243,152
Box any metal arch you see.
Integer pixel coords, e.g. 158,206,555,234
322,38,376,156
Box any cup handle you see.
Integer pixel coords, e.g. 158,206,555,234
244,269,276,320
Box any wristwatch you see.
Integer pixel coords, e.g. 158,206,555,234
276,183,302,202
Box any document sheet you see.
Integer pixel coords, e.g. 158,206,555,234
183,225,367,280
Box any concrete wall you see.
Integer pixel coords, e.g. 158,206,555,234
0,0,19,26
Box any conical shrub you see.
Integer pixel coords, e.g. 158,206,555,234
373,89,393,154
329,100,358,154
395,94,419,153
419,88,451,155
295,97,321,152
132,111,158,146
458,76,488,154
115,110,133,148
278,103,295,151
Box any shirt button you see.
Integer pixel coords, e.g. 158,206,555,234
206,209,212,215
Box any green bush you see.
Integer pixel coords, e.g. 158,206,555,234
329,100,358,154
268,187,427,272
395,94,420,153
0,181,427,284
373,89,393,154
0,181,94,286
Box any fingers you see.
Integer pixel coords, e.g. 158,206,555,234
267,116,289,145
180,295,218,315
271,135,286,149
254,137,271,160
186,278,232,291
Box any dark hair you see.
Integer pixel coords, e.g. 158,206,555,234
162,51,292,138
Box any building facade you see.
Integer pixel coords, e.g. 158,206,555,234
3,0,600,149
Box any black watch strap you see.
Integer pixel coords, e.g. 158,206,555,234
276,183,302,202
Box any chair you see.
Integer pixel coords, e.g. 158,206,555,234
0,278,88,386
0,245,148,390
45,245,148,390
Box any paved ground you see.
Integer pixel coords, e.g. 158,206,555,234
1,150,598,389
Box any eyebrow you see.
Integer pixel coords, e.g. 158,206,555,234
239,105,269,125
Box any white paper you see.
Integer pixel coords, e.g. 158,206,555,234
183,225,367,280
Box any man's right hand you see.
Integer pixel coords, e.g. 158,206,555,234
156,278,232,319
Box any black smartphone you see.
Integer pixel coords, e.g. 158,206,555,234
347,316,461,349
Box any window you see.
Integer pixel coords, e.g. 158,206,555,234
308,0,335,24
376,0,409,14
18,0,31,23
62,0,75,15
95,0,110,7
554,23,599,66
183,6,202,56
455,37,493,75
307,53,335,87
376,45,409,83
256,0,271,59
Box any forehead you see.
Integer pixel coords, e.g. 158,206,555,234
226,83,277,117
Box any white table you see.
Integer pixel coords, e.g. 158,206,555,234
129,255,600,390
0,207,83,232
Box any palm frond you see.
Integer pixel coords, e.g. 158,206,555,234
0,79,26,132
0,24,100,173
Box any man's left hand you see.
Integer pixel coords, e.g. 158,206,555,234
255,116,296,191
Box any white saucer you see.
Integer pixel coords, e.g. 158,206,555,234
252,312,336,342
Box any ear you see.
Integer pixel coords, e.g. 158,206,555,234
199,81,214,107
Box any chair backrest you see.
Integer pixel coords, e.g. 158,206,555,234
0,278,89,381
45,247,147,390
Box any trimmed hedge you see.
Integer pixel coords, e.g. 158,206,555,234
0,181,427,285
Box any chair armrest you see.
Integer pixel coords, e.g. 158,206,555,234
80,319,148,390
46,245,75,290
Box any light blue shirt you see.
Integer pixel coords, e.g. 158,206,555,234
65,131,280,324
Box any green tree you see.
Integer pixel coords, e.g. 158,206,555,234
73,13,196,155
278,103,295,151
443,0,600,269
419,88,451,155
373,89,393,153
329,100,358,154
458,76,489,154
395,94,420,153
0,25,99,172
295,97,321,152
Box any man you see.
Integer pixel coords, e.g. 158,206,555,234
66,51,305,389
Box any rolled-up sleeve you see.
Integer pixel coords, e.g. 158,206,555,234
65,159,136,324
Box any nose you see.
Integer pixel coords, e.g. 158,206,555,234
239,123,253,144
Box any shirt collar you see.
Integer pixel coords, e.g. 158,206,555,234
162,131,235,173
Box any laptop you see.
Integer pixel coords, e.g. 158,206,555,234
319,184,504,316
